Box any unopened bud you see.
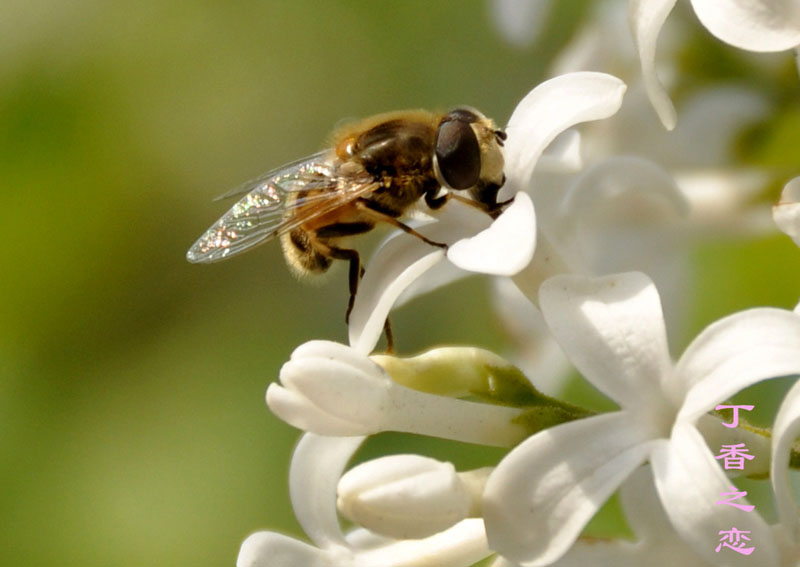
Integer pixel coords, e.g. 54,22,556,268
337,455,474,539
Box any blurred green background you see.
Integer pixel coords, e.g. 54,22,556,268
2,1,799,565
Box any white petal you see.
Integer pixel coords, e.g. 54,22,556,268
266,383,372,436
651,423,778,566
348,247,445,354
544,467,718,567
691,0,800,52
281,357,390,421
337,455,470,539
557,156,688,227
620,465,676,540
511,230,575,306
379,385,526,447
536,129,583,173
355,518,490,567
490,277,571,396
389,202,496,307
679,168,770,228
629,0,679,129
483,412,656,566
677,308,800,423
773,176,800,247
393,257,468,309
538,272,673,412
290,340,384,378
489,0,552,48
553,155,688,262
269,342,394,435
447,192,536,275
289,434,366,548
588,85,769,170
237,531,349,567
667,87,769,168
501,72,627,199
348,203,490,353
771,379,800,537
286,345,529,445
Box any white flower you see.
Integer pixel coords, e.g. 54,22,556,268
503,83,772,392
515,155,690,303
689,0,800,52
348,72,627,353
364,52,770,401
337,455,489,539
515,82,774,309
237,434,492,567
482,271,800,566
490,467,718,567
266,340,528,446
525,2,773,236
491,0,797,129
631,0,800,128
773,176,800,248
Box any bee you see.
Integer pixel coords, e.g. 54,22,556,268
186,107,508,341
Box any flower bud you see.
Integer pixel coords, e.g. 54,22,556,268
267,341,392,436
337,455,473,539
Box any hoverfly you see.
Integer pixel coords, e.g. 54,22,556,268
187,107,507,346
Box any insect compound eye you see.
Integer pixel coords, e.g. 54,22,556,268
435,118,481,190
445,107,481,124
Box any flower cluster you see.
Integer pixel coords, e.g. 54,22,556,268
236,2,800,566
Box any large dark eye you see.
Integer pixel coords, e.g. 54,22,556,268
435,118,481,190
446,107,481,123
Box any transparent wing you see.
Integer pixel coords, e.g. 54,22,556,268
214,150,330,201
186,154,378,263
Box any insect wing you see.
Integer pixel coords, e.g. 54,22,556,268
187,157,336,263
213,150,330,202
186,156,379,263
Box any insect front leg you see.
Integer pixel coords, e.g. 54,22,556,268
355,199,448,249
469,177,513,219
424,188,451,210
425,183,513,220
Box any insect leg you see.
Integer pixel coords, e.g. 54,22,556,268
319,243,395,351
325,245,361,323
424,189,451,210
424,185,513,219
355,200,448,249
382,317,395,353
447,191,514,219
469,178,513,219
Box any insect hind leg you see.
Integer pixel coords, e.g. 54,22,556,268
323,243,394,352
326,245,361,324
